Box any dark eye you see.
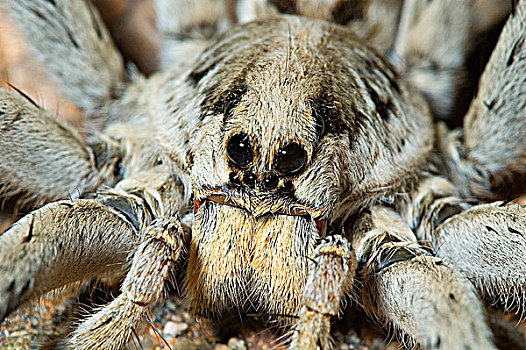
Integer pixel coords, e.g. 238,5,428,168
226,132,254,168
274,143,307,175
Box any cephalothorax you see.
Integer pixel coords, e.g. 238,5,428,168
0,1,525,349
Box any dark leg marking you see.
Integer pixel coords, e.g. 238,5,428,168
20,280,31,296
6,280,15,293
22,216,35,243
508,226,523,237
101,197,141,232
332,0,364,25
486,226,500,234
269,0,297,14
507,38,524,67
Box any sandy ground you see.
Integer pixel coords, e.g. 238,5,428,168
0,1,525,349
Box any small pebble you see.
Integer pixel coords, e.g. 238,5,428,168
163,321,188,338
227,337,247,350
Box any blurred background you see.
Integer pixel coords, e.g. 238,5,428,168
0,0,159,123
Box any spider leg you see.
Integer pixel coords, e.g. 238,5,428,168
350,206,496,349
0,167,187,322
392,0,512,119
391,0,473,118
0,197,139,321
0,88,120,205
290,235,356,350
3,0,129,117
437,0,526,199
155,0,232,70
58,217,189,350
405,176,526,316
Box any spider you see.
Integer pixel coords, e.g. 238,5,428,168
0,0,525,349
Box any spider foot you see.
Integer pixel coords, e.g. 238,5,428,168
290,235,356,350
60,217,189,350
352,206,496,350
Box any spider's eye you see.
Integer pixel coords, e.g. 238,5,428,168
226,132,254,168
274,142,307,175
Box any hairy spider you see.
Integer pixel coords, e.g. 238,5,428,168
0,1,525,349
